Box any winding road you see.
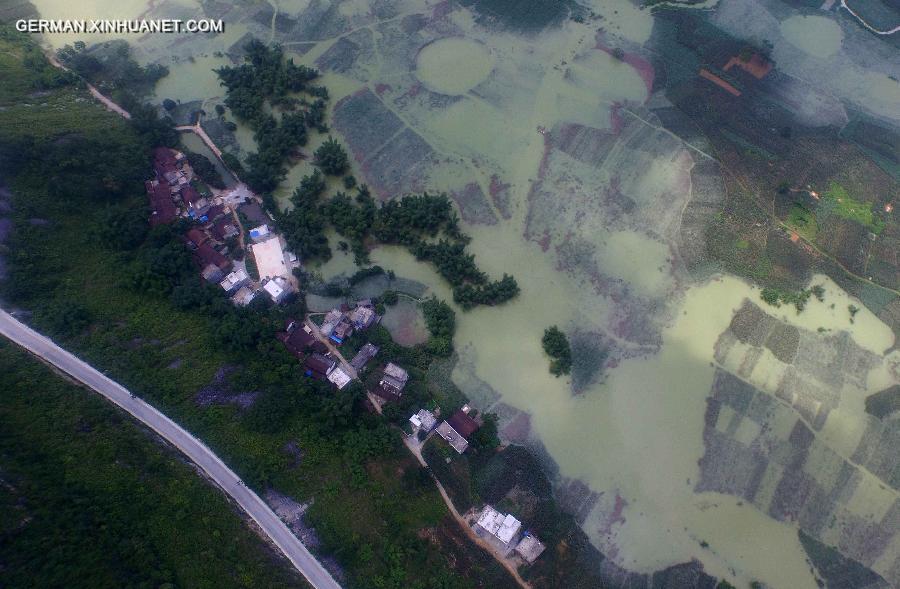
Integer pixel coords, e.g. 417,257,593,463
0,310,341,589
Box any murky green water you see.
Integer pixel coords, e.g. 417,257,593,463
25,0,900,585
780,14,844,57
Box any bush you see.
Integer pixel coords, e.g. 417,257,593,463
542,326,571,376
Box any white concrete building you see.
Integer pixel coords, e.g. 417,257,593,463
327,366,352,390
475,506,522,549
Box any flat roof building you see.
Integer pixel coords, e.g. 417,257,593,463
263,278,289,304
475,506,522,548
409,409,437,433
249,224,271,242
436,420,469,454
350,343,379,371
327,366,352,390
515,533,546,564
220,269,250,294
251,236,290,281
231,286,257,307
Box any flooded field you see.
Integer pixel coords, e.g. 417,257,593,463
25,0,900,585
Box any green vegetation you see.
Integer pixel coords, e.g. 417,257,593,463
216,40,326,193
314,136,349,176
820,181,885,234
0,32,519,588
185,149,225,189
849,304,860,323
56,39,168,97
0,343,309,588
381,290,399,306
760,287,816,312
785,203,818,241
421,297,456,357
541,326,572,376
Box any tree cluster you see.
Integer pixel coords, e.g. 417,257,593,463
541,326,572,376
421,297,456,357
185,150,225,189
215,39,328,194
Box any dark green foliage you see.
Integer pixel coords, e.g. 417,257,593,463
469,413,499,451
452,274,520,309
215,39,318,123
381,290,399,306
422,297,456,357
760,287,813,312
33,299,92,338
96,206,149,250
372,193,460,245
279,171,332,262
458,0,574,31
314,136,349,176
56,40,168,96
343,175,356,189
163,98,177,111
541,326,572,376
185,150,225,189
0,345,309,589
221,152,245,176
215,39,324,193
811,284,826,302
348,265,384,286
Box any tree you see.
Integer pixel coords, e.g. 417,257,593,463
314,136,348,176
542,326,572,376
381,290,399,306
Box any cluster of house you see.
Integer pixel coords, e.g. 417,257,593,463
408,404,481,455
474,505,546,565
147,147,299,308
147,147,216,226
319,300,378,345
278,320,351,388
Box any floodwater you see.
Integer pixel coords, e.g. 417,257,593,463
780,14,844,58
416,38,494,96
23,0,900,585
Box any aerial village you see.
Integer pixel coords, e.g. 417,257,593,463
146,145,546,568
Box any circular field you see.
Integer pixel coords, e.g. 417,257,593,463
415,37,494,95
780,15,844,58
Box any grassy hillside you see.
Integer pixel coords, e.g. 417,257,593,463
0,342,310,589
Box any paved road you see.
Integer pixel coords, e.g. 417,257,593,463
0,310,341,589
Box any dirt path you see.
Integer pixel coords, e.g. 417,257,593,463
402,436,533,589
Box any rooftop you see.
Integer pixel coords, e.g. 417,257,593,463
220,269,249,292
231,286,257,307
252,236,290,281
476,506,521,546
436,420,469,454
447,409,479,438
410,409,437,432
327,366,352,390
249,224,270,241
263,278,287,303
515,533,546,563
350,342,379,371
384,362,408,384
